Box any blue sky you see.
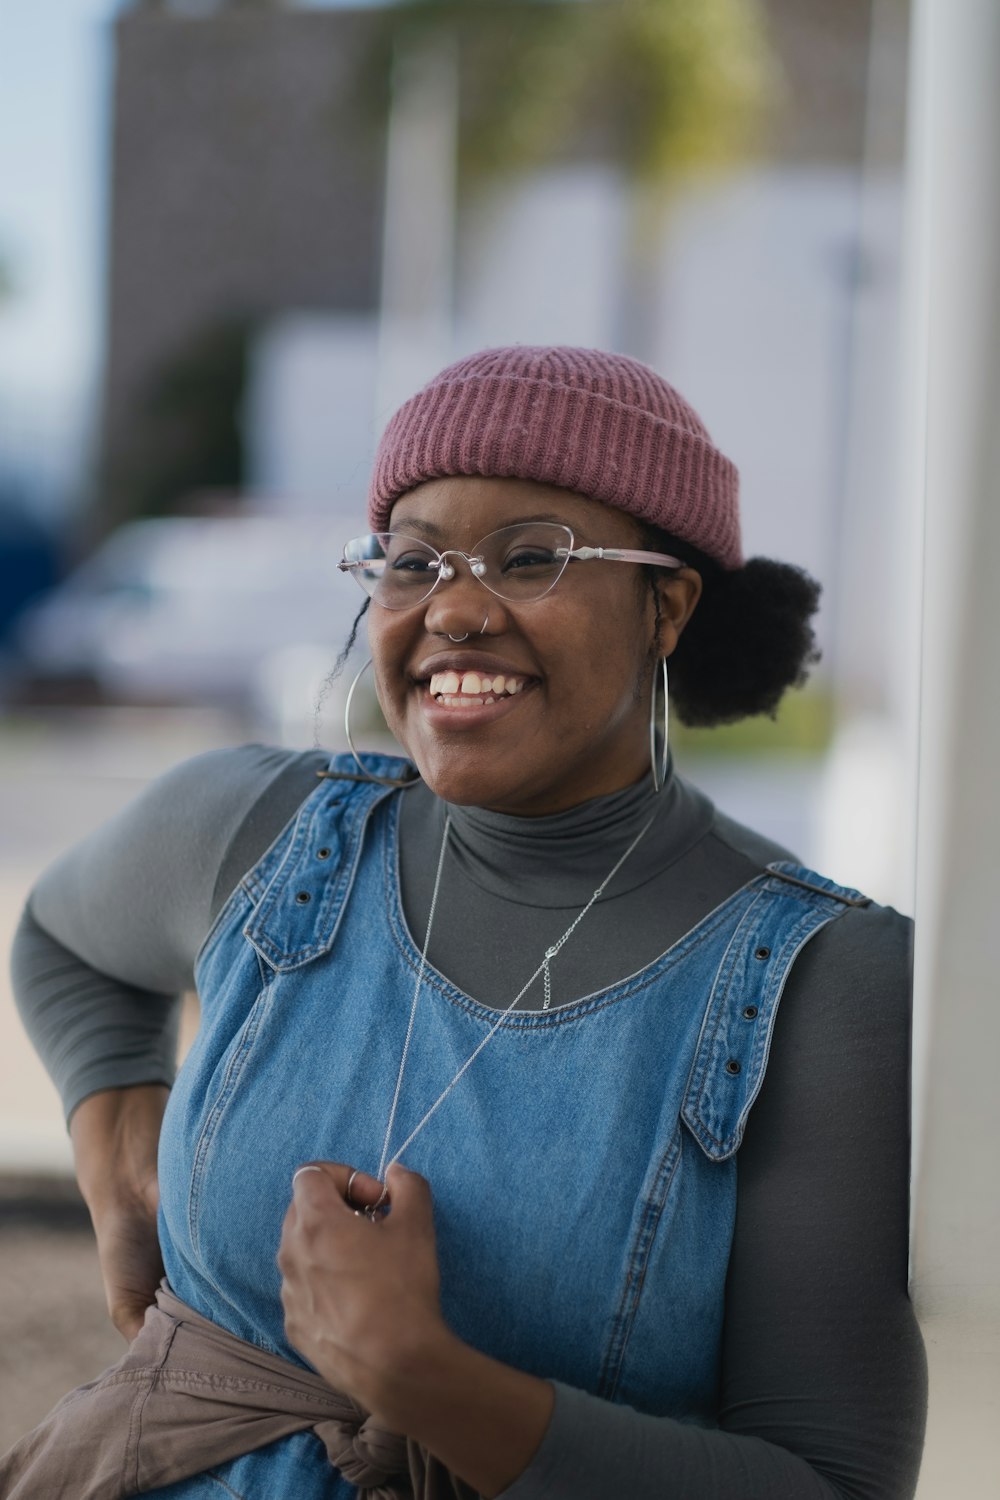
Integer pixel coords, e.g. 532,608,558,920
0,1,388,408
0,0,118,403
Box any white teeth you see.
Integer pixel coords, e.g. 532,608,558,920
428,669,526,700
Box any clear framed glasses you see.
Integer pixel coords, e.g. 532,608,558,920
338,523,685,610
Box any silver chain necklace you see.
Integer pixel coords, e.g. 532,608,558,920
372,800,661,1188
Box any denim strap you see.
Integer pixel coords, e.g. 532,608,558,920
242,754,408,972
681,861,868,1161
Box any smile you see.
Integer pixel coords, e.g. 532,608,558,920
428,670,527,706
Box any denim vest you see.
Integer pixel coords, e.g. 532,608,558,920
152,754,867,1500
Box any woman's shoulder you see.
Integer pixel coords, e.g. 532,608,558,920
150,743,331,918
696,791,912,999
146,741,327,807
703,790,908,909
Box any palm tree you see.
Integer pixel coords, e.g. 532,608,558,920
361,0,778,359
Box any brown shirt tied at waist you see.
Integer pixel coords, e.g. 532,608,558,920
0,1284,474,1500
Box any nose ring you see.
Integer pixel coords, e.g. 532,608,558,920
447,612,489,644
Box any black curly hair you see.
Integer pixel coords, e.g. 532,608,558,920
634,521,822,727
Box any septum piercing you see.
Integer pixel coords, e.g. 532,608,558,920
447,612,490,643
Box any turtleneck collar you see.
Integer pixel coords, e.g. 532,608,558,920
403,756,716,910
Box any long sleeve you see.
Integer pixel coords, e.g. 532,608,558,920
10,743,325,1123
11,904,183,1119
499,903,927,1500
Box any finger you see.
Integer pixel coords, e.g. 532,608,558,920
291,1160,385,1212
383,1162,434,1227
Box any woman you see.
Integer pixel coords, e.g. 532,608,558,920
6,346,925,1498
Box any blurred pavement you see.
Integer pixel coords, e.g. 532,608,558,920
0,707,245,1173
0,1178,122,1454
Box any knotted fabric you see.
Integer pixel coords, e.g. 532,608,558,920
0,1284,474,1500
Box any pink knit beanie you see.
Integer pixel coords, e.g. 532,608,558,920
368,345,742,570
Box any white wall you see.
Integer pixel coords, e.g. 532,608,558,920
907,0,1000,1492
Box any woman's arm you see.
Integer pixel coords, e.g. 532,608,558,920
69,1083,170,1338
11,906,181,1125
279,904,926,1499
10,742,325,1334
12,743,325,1122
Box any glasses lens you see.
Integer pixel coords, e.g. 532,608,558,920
476,523,573,601
342,533,441,609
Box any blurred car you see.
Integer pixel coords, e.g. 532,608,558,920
11,513,363,711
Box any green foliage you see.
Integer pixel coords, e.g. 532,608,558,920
360,0,778,190
671,685,835,759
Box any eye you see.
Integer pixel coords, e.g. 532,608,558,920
389,550,437,575
501,546,559,574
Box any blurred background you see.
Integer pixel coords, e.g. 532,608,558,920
0,0,995,1489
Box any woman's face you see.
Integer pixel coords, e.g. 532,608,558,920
366,476,700,815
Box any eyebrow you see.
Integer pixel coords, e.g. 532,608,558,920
389,513,576,539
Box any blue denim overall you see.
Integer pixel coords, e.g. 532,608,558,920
151,754,866,1499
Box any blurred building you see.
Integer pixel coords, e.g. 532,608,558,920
99,0,908,640
96,1,913,885
101,4,386,530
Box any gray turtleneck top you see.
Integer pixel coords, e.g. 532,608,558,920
10,744,926,1499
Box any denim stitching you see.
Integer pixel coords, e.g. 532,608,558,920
187,984,274,1261
597,1124,684,1399
246,784,394,970
728,907,844,1149
195,884,256,981
682,890,851,1158
204,1471,249,1499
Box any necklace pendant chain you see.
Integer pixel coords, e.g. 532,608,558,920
375,799,663,1175
542,949,556,1011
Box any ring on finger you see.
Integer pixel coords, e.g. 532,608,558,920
345,1168,362,1207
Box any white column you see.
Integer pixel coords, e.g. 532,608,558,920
907,1,1000,1492
374,33,458,428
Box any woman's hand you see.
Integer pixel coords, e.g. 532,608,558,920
278,1161,447,1423
70,1084,168,1342
279,1159,554,1496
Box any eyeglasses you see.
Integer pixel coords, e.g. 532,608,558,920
338,523,685,609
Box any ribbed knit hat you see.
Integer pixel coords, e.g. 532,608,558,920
368,345,742,570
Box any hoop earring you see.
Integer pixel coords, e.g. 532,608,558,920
339,658,420,788
650,656,669,792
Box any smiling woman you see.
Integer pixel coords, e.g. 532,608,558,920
4,346,925,1500
359,478,701,814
